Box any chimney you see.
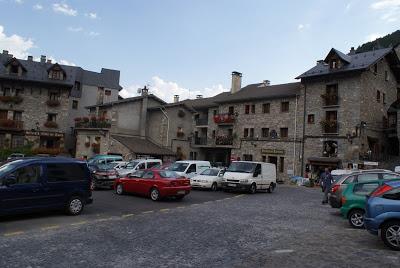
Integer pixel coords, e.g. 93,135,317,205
141,86,149,96
2,50,8,55
317,60,324,65
263,80,270,86
47,59,52,64
27,56,33,61
174,95,179,103
349,47,356,55
231,71,242,94
40,55,46,63
196,95,203,99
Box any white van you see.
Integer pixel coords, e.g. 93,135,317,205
117,159,162,177
169,160,211,178
221,161,277,193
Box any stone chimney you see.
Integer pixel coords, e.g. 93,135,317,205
349,47,356,55
47,59,52,64
2,50,8,55
27,56,33,61
231,71,242,94
40,55,46,63
174,95,179,103
196,95,203,99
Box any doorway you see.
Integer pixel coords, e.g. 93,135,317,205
268,156,278,171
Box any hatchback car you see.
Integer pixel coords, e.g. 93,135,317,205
0,157,93,216
190,168,224,191
92,163,118,189
329,169,400,208
364,180,400,251
114,170,191,201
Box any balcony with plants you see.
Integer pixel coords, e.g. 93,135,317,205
215,135,234,146
320,119,338,134
74,116,111,128
0,119,24,130
0,95,23,105
213,113,235,125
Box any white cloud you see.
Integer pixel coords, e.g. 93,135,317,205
52,3,77,16
297,23,310,31
365,33,383,42
88,31,100,37
33,4,43,10
15,0,23,4
58,59,76,66
121,76,228,103
0,25,34,59
85,12,98,19
370,0,400,22
67,26,83,32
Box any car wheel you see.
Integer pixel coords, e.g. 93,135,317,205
348,209,365,228
150,188,160,201
249,183,256,194
381,220,400,251
267,182,275,193
115,184,124,195
211,182,218,192
66,196,84,215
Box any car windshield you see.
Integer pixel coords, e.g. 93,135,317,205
226,162,256,173
127,161,140,169
159,170,180,178
169,163,189,172
97,164,115,171
107,162,119,168
201,169,219,176
0,162,18,176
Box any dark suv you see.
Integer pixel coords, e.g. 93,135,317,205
0,157,93,216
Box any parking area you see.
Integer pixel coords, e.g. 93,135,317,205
0,189,240,235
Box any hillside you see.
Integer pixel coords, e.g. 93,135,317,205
356,30,400,53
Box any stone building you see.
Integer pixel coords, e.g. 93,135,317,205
0,50,121,155
297,46,400,173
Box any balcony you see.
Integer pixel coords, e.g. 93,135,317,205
46,99,61,107
194,137,207,145
0,96,23,105
213,113,235,125
74,117,111,128
44,121,58,129
195,118,208,126
215,135,233,146
0,119,23,130
321,94,339,106
320,120,338,134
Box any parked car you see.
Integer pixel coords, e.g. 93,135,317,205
340,179,400,228
109,161,128,171
92,163,118,189
114,169,191,201
87,154,123,172
169,160,211,178
190,168,225,191
0,157,93,216
364,180,400,251
329,169,400,208
117,159,162,177
7,153,25,161
320,169,352,191
221,161,276,193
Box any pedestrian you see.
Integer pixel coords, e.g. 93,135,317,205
321,168,333,204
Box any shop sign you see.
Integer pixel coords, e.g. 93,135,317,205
363,161,379,166
25,130,64,138
261,148,285,155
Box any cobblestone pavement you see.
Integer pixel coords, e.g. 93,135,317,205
1,185,399,268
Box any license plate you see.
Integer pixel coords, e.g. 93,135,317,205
228,183,236,187
177,190,186,195
109,175,116,179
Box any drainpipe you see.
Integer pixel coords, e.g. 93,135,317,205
293,94,299,175
160,107,169,147
301,83,307,177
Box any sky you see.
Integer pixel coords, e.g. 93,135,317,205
0,0,399,102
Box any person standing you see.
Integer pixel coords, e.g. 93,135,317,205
322,168,333,204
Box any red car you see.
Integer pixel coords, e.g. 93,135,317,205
114,169,191,201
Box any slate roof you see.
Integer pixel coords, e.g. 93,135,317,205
86,94,166,109
112,135,175,156
297,47,394,79
0,53,121,90
180,92,231,109
216,82,301,104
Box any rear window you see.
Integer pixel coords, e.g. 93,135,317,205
357,173,379,183
353,182,380,196
382,187,400,200
46,163,88,182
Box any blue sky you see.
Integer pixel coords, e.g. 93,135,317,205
0,0,399,101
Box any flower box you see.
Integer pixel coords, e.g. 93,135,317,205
0,95,23,104
44,121,58,128
46,99,61,107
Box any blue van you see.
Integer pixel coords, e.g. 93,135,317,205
0,157,93,216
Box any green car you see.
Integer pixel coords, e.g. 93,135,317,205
340,179,400,228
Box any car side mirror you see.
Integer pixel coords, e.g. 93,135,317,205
4,175,16,186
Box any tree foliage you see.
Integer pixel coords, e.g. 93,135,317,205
356,30,400,53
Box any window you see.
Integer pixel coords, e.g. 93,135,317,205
228,106,234,115
245,105,250,114
212,130,216,138
213,110,217,116
249,128,254,138
262,103,270,113
374,63,378,74
383,93,386,104
385,71,389,81
0,134,6,148
251,104,255,114
13,111,22,121
142,171,154,179
74,81,81,91
187,164,196,174
72,100,78,109
47,113,57,122
15,88,24,96
382,187,400,200
46,163,87,182
281,102,289,112
49,92,59,101
254,164,261,175
3,87,11,96
330,60,337,69
357,173,379,183
377,90,381,103
0,110,7,120
307,114,315,124
51,71,61,80
10,165,41,184
243,154,253,161
244,128,249,138
353,182,380,195
262,128,269,138
105,90,111,96
280,128,288,138
279,157,284,173
189,152,198,160
262,155,267,162
11,135,24,148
